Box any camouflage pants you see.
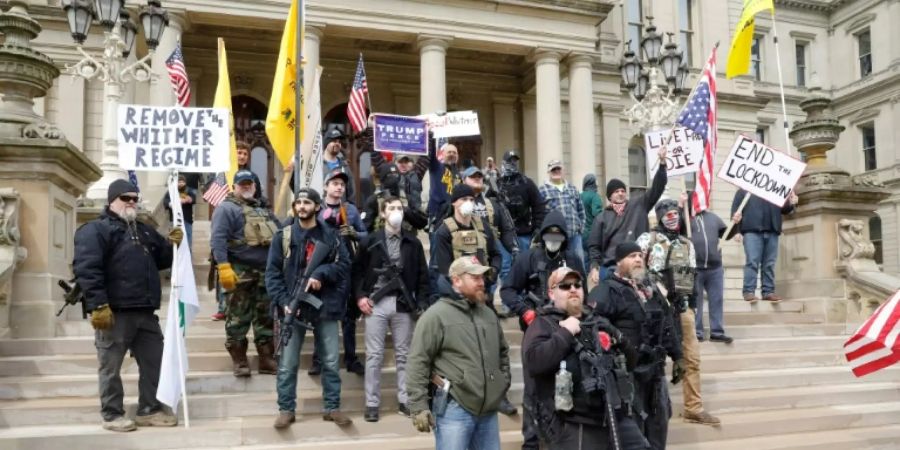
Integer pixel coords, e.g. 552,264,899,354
225,264,274,345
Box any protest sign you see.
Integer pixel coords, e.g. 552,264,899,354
118,105,230,172
644,127,705,177
427,110,481,138
373,114,429,156
717,135,806,207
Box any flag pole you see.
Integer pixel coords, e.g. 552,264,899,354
769,9,793,157
361,53,374,119
168,169,191,428
293,0,305,197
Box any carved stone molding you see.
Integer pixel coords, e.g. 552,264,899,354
0,188,20,247
22,121,63,140
838,219,875,261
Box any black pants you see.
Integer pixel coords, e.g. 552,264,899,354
634,377,671,450
551,418,649,450
95,310,164,421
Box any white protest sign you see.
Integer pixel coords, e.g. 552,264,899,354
717,135,807,207
117,105,231,173
644,127,705,177
426,110,481,138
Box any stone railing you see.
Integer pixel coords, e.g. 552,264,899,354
0,188,27,338
835,219,900,323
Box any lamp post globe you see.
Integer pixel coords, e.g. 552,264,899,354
62,0,94,45
619,44,641,89
119,11,138,58
640,17,663,63
93,0,124,31
139,0,169,51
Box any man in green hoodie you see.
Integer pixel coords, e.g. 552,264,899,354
580,174,603,270
407,256,511,450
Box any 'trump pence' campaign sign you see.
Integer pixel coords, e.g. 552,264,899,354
644,127,705,177
373,114,429,156
717,135,807,207
117,105,231,173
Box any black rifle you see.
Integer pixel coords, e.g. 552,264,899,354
56,279,87,319
573,314,627,450
370,264,419,317
276,239,332,356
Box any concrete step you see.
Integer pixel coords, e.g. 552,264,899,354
713,323,849,339
722,312,825,326
698,365,900,394
667,423,900,450
717,299,805,313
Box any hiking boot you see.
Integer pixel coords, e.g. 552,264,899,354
398,403,411,417
709,334,734,344
102,416,136,432
364,406,379,422
346,359,365,376
323,410,353,426
498,397,518,416
683,410,721,426
225,340,251,378
763,293,782,302
308,359,321,376
211,312,225,321
134,410,177,427
743,293,758,303
256,341,278,375
273,412,295,429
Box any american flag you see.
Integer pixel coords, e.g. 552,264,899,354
676,47,717,214
845,290,900,377
166,42,191,107
347,53,369,133
202,172,230,207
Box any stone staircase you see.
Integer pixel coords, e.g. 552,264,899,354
1,221,899,449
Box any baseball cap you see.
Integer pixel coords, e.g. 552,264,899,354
547,160,563,171
461,166,484,179
502,150,520,162
449,256,492,278
293,187,322,205
233,170,255,184
325,167,349,184
547,266,583,288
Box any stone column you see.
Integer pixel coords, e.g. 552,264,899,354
492,94,517,161
521,96,538,180
567,53,597,186
418,35,451,114
599,103,624,184
303,23,324,102
143,13,187,207
531,49,563,180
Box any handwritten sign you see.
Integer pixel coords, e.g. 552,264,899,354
644,127,705,177
427,110,481,138
717,135,806,207
117,105,230,172
373,114,429,156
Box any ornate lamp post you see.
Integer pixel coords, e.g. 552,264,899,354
61,0,168,203
620,17,689,132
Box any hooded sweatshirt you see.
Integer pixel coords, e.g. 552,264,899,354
580,174,603,245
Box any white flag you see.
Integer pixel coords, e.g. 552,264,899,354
157,174,201,411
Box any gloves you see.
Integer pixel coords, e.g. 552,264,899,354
522,309,536,327
671,358,686,385
339,225,358,240
412,410,435,433
167,228,184,246
91,304,114,330
218,263,238,291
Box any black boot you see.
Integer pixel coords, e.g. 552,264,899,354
308,351,321,376
498,396,518,416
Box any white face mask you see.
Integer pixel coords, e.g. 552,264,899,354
544,239,562,252
459,201,475,217
387,210,404,228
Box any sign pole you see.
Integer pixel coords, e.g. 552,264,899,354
769,9,793,157
293,0,305,197
680,177,691,238
168,169,190,427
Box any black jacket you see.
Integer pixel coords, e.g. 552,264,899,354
691,210,726,270
265,219,351,321
432,217,502,279
73,208,173,312
361,190,428,232
501,210,584,318
731,189,795,235
588,165,667,269
498,171,545,236
353,229,432,313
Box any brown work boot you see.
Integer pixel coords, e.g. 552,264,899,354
763,293,783,302
273,411,295,429
102,416,136,432
225,340,251,377
683,410,721,426
743,293,758,303
323,410,353,426
256,341,278,375
134,409,177,427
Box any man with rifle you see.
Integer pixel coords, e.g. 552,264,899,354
589,242,684,450
353,196,431,422
265,188,352,429
523,267,648,449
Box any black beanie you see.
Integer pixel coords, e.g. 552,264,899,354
615,241,643,262
108,179,138,204
606,179,626,199
451,184,476,203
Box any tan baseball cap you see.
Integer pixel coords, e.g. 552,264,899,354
448,256,492,278
547,266,583,288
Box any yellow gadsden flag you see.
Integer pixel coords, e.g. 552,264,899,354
214,38,238,185
726,0,774,79
266,0,304,168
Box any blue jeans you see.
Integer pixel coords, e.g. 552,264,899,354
742,231,779,296
434,399,500,450
276,319,341,412
498,242,513,283
694,266,725,337
569,235,584,266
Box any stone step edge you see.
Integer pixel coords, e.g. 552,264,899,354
667,422,900,450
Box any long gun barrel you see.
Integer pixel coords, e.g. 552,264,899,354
56,279,87,319
276,239,333,356
370,265,419,316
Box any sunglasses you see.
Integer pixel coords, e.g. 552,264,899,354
555,281,583,291
118,195,140,203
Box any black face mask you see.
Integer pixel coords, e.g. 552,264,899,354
501,161,519,176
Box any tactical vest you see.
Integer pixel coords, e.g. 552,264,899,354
444,217,488,263
474,197,501,245
499,176,528,222
374,189,413,231
649,232,695,296
228,198,278,248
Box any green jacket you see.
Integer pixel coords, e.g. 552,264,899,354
580,190,603,243
406,287,511,417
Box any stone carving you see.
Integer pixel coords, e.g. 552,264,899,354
0,188,25,309
852,174,884,187
22,121,63,140
838,219,875,261
802,173,836,187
